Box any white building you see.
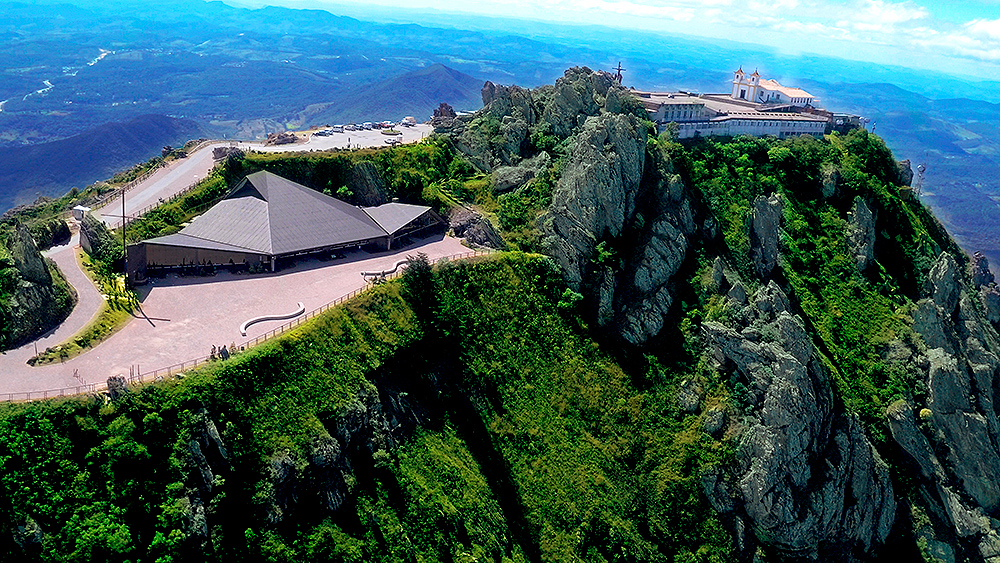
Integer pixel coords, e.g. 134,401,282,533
636,68,829,139
732,67,817,107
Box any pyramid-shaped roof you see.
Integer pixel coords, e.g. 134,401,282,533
154,171,391,255
363,202,435,236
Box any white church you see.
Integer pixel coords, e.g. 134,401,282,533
730,67,817,106
633,67,831,139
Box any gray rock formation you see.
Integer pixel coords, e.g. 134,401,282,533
888,251,1000,559
541,67,619,138
897,159,914,187
973,251,995,288
263,384,423,523
3,225,76,349
348,161,389,207
703,281,896,560
540,113,646,289
449,208,506,250
492,152,550,193
846,197,876,271
750,194,782,279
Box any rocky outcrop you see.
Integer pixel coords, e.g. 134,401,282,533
540,67,620,138
897,159,914,187
262,384,423,524
973,251,996,288
846,197,876,271
348,161,389,207
452,67,634,172
539,113,646,289
703,281,896,561
887,251,1000,560
492,152,550,193
448,208,506,250
2,224,76,349
750,194,782,279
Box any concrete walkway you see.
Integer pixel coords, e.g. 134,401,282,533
0,234,470,397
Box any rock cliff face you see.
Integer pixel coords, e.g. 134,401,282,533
703,282,896,560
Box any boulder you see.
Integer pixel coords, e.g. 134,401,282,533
449,208,506,250
492,152,551,193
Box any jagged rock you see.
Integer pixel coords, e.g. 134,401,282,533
846,197,876,271
482,82,536,125
188,439,215,496
727,282,748,306
12,517,44,551
265,451,299,524
704,282,896,560
897,159,914,186
431,116,464,135
433,102,457,119
926,252,962,313
676,379,703,413
309,432,349,513
348,161,389,207
541,67,620,138
973,252,996,288
492,152,550,193
709,256,727,294
982,286,1000,324
540,112,646,289
181,496,209,548
11,224,50,286
886,400,944,481
703,408,726,435
821,164,840,199
750,194,782,279
194,409,229,468
448,208,506,250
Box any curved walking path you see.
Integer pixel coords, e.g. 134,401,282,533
0,233,469,396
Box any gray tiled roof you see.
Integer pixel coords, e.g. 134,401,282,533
144,171,396,256
363,203,434,236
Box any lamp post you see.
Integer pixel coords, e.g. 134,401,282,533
122,189,127,288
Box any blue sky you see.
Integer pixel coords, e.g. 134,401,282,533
237,0,1000,79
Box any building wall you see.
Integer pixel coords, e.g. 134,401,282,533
143,243,267,269
664,118,827,139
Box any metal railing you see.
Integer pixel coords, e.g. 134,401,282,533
1,248,494,402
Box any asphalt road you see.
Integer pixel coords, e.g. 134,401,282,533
93,124,434,226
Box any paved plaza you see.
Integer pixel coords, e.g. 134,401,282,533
0,233,469,396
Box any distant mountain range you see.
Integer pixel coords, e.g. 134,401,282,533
0,114,203,212
302,64,483,125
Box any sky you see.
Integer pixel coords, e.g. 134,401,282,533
233,0,1000,80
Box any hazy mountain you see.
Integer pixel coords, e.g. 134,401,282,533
0,114,203,211
303,64,483,125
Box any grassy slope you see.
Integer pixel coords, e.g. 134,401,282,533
0,254,732,563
